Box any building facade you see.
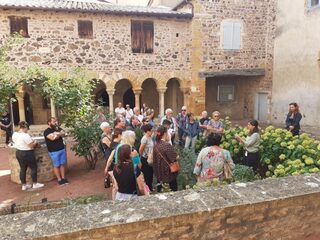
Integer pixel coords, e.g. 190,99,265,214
0,0,276,125
272,0,320,128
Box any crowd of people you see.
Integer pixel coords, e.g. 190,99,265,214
5,102,302,196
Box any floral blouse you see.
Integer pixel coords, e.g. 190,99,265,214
193,146,235,181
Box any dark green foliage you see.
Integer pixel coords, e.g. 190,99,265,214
232,164,257,182
176,147,197,190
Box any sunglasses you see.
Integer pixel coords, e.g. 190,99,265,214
214,115,220,118
182,109,186,111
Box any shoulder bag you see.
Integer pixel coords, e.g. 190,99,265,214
222,150,233,180
154,144,180,173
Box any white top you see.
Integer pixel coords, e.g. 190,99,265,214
125,109,133,120
136,114,144,123
12,132,34,151
115,107,125,117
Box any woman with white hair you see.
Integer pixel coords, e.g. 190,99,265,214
100,122,112,161
160,108,178,144
206,111,224,134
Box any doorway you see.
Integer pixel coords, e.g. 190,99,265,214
256,93,268,122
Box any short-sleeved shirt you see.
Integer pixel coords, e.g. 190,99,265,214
12,132,33,150
44,127,65,152
140,135,154,158
115,107,126,117
113,162,141,194
207,120,224,130
200,117,210,125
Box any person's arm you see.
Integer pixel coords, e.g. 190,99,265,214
136,174,146,195
57,129,66,138
0,122,6,128
193,149,204,177
242,134,259,148
104,150,115,174
24,135,38,149
292,113,302,128
139,143,146,156
224,150,235,170
285,114,290,128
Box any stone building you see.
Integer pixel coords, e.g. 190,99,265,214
272,0,320,128
0,0,275,125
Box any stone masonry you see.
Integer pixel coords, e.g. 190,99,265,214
0,174,319,240
0,0,276,123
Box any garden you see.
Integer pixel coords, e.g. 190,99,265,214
175,116,320,191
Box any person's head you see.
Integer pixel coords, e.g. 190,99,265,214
142,117,149,125
143,103,146,108
115,144,132,173
18,121,29,133
247,120,259,135
155,125,168,142
187,112,194,121
117,102,122,108
130,115,139,126
121,130,136,146
181,106,187,114
114,117,126,129
143,124,153,137
146,109,154,118
165,108,173,117
47,117,57,128
112,128,123,142
207,133,222,147
162,119,172,128
126,104,131,109
201,111,208,118
133,107,140,115
100,122,111,134
212,111,221,121
289,102,299,113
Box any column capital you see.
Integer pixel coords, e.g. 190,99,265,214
180,87,190,94
133,88,143,95
157,87,167,94
106,89,115,95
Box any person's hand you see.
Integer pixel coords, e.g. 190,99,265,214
289,126,294,130
235,135,241,141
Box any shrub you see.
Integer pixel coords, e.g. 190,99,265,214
232,164,257,182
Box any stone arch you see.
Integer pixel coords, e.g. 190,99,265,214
165,78,184,115
100,72,139,90
93,79,109,108
141,78,159,116
114,79,135,108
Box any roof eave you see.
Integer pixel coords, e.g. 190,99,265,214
0,5,193,19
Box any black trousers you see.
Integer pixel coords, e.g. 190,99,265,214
157,179,178,192
178,128,185,146
244,152,260,172
1,127,12,144
140,157,153,191
16,150,37,184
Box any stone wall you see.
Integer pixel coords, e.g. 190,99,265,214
0,174,320,240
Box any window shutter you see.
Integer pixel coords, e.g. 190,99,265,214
232,22,241,50
143,22,154,53
78,20,93,39
9,17,28,37
131,22,142,53
223,22,234,50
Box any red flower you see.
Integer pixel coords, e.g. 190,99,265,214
206,168,215,177
207,151,215,158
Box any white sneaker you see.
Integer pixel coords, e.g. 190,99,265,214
32,183,44,189
22,184,32,191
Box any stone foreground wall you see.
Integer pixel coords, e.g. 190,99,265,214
0,174,319,240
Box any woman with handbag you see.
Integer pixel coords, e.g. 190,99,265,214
139,124,154,191
153,126,179,192
193,133,235,182
113,144,147,200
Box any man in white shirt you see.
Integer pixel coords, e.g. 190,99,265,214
161,108,178,144
125,104,133,123
114,102,125,118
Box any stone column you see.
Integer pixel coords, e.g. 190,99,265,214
50,98,56,118
133,88,143,109
157,87,167,117
106,89,115,115
16,93,26,122
180,87,190,107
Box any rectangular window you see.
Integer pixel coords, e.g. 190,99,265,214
78,20,93,39
308,0,320,8
131,21,154,53
222,21,241,50
9,16,29,37
217,85,235,102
